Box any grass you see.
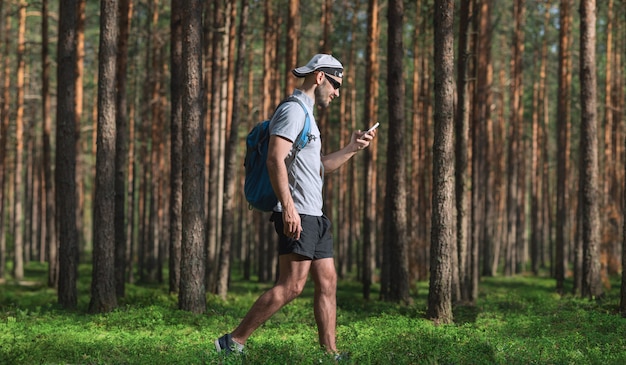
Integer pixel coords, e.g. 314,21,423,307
1,262,626,364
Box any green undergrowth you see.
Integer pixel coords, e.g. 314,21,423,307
1,262,625,364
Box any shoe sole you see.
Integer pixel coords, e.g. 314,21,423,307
214,338,223,353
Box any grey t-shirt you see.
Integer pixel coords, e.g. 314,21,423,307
269,90,323,216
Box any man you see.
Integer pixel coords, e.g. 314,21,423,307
215,54,376,357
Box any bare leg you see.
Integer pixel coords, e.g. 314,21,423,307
310,258,337,353
231,253,311,345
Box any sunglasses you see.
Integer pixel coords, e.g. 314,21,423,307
324,73,341,90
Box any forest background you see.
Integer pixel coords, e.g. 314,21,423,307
0,0,625,321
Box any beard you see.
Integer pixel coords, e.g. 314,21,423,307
314,82,331,108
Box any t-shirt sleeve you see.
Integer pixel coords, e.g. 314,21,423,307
269,101,306,143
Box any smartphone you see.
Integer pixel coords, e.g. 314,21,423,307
365,122,380,134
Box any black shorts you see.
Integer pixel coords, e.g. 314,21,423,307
271,212,333,260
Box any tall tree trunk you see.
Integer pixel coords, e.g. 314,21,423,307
179,0,206,314
13,0,27,281
556,0,572,294
169,0,183,294
0,8,11,282
381,0,409,304
284,0,299,96
455,0,472,304
56,0,79,309
146,0,163,283
621,133,626,316
89,0,119,314
427,0,454,324
115,0,132,298
579,0,602,299
362,0,379,300
602,0,613,203
218,0,249,299
41,0,58,288
408,0,422,286
505,0,525,276
75,0,86,250
475,0,492,301
531,4,550,275
206,0,225,293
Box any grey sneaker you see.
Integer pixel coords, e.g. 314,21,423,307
214,333,244,355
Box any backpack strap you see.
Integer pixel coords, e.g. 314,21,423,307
273,95,311,151
287,97,311,151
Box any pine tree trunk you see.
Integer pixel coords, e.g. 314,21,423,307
0,7,11,281
179,0,206,314
428,0,454,323
169,0,183,294
56,0,79,309
382,0,410,304
13,0,26,281
115,0,132,298
556,0,572,294
362,0,379,300
218,0,249,299
89,0,119,314
41,0,58,288
408,0,421,286
579,0,603,299
455,0,472,304
75,0,86,250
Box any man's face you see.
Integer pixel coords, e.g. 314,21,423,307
315,72,341,108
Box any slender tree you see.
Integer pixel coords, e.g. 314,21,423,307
579,0,602,299
89,0,119,313
179,0,206,314
428,0,454,324
455,0,472,303
218,0,249,299
56,0,80,309
362,0,380,300
41,0,58,288
622,136,626,315
0,5,10,282
115,0,132,298
381,0,410,304
475,0,492,300
556,0,572,294
13,0,27,282
169,0,183,294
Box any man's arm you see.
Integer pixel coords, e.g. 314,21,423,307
321,130,376,174
267,135,302,239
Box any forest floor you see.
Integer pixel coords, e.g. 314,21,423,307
1,262,625,364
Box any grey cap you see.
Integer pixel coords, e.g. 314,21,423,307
292,54,344,78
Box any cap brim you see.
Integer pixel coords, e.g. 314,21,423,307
292,66,313,78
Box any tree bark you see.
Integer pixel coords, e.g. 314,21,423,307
381,0,410,304
455,0,472,304
362,0,379,300
218,0,249,299
556,0,572,294
169,0,183,294
0,7,11,282
13,0,27,281
427,0,454,324
579,0,603,299
56,0,79,309
115,0,132,298
41,0,58,288
89,0,119,314
179,0,206,314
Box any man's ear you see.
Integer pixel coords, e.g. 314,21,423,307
315,71,325,85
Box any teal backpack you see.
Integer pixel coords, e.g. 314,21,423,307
244,97,311,211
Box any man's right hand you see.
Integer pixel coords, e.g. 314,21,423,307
282,205,302,240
